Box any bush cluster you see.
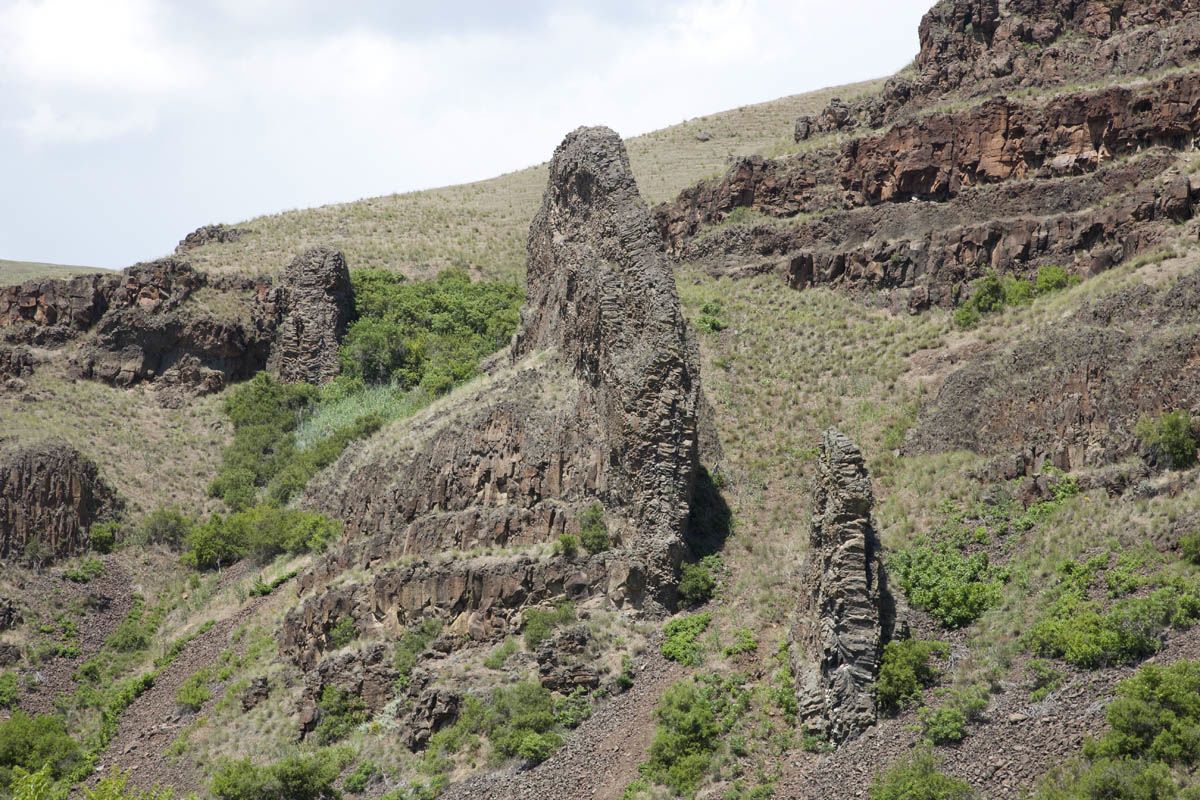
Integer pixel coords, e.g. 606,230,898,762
0,711,83,789
889,539,1006,628
1026,560,1200,668
340,268,521,393
1034,660,1200,799
696,300,727,334
954,266,1079,328
639,673,749,797
394,619,442,688
312,685,368,745
182,506,340,571
175,669,212,713
919,685,988,745
869,749,974,800
661,613,712,666
876,639,949,715
578,503,611,554
211,750,342,800
0,672,17,710
1136,410,1197,471
522,602,576,650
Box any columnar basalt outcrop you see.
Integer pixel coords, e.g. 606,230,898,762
287,126,700,680
0,441,121,563
514,125,700,584
791,429,888,743
908,269,1200,472
266,247,354,385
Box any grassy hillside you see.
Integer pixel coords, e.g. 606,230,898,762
0,259,108,284
182,79,883,282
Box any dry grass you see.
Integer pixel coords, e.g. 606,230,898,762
0,259,108,285
179,79,883,283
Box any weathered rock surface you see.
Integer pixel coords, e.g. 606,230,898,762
175,224,246,252
791,429,889,743
844,73,1200,205
266,247,354,385
0,597,20,632
514,125,701,585
287,127,700,688
908,268,1200,471
0,344,35,385
0,441,121,563
880,0,1200,121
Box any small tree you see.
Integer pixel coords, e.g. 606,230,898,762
579,503,610,554
1136,410,1197,470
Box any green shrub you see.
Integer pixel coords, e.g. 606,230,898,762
641,681,720,797
869,749,974,800
483,637,518,670
265,413,383,506
182,506,340,570
394,619,442,688
723,627,758,657
176,670,212,713
1034,265,1079,295
1026,568,1200,668
62,556,104,583
919,685,988,745
1136,410,1197,470
0,672,17,709
1001,276,1034,306
135,507,194,548
8,765,59,800
952,305,982,329
678,562,717,606
106,597,159,653
579,503,610,554
522,602,575,650
1033,661,1200,798
554,687,593,729
1028,659,1064,702
661,613,712,666
696,300,727,334
876,639,949,715
0,711,83,787
340,269,521,392
211,751,342,800
208,374,317,509
328,617,359,649
343,761,379,794
556,534,579,558
486,682,561,763
1181,531,1200,566
89,521,119,554
889,539,1005,628
312,685,368,745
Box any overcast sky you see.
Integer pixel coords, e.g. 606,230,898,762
0,0,931,269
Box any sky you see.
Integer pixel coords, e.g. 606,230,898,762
0,0,932,269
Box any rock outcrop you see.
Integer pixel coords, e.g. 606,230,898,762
0,344,34,387
286,127,700,692
843,73,1200,205
791,429,888,743
908,268,1200,472
175,224,246,252
880,0,1200,121
0,441,121,563
266,247,354,385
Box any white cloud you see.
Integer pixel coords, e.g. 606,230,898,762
11,103,156,144
0,0,205,94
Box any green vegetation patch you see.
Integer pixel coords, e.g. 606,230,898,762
869,749,974,800
954,266,1079,328
662,612,713,666
182,506,340,570
876,639,949,715
1136,410,1197,471
522,602,576,650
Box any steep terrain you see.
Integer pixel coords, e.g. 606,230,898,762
3,2,1200,800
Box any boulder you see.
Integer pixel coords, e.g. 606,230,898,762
175,224,246,252
791,429,889,743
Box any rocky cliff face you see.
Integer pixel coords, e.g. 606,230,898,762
791,429,888,743
266,247,354,385
0,441,121,563
286,127,700,701
908,268,1200,473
